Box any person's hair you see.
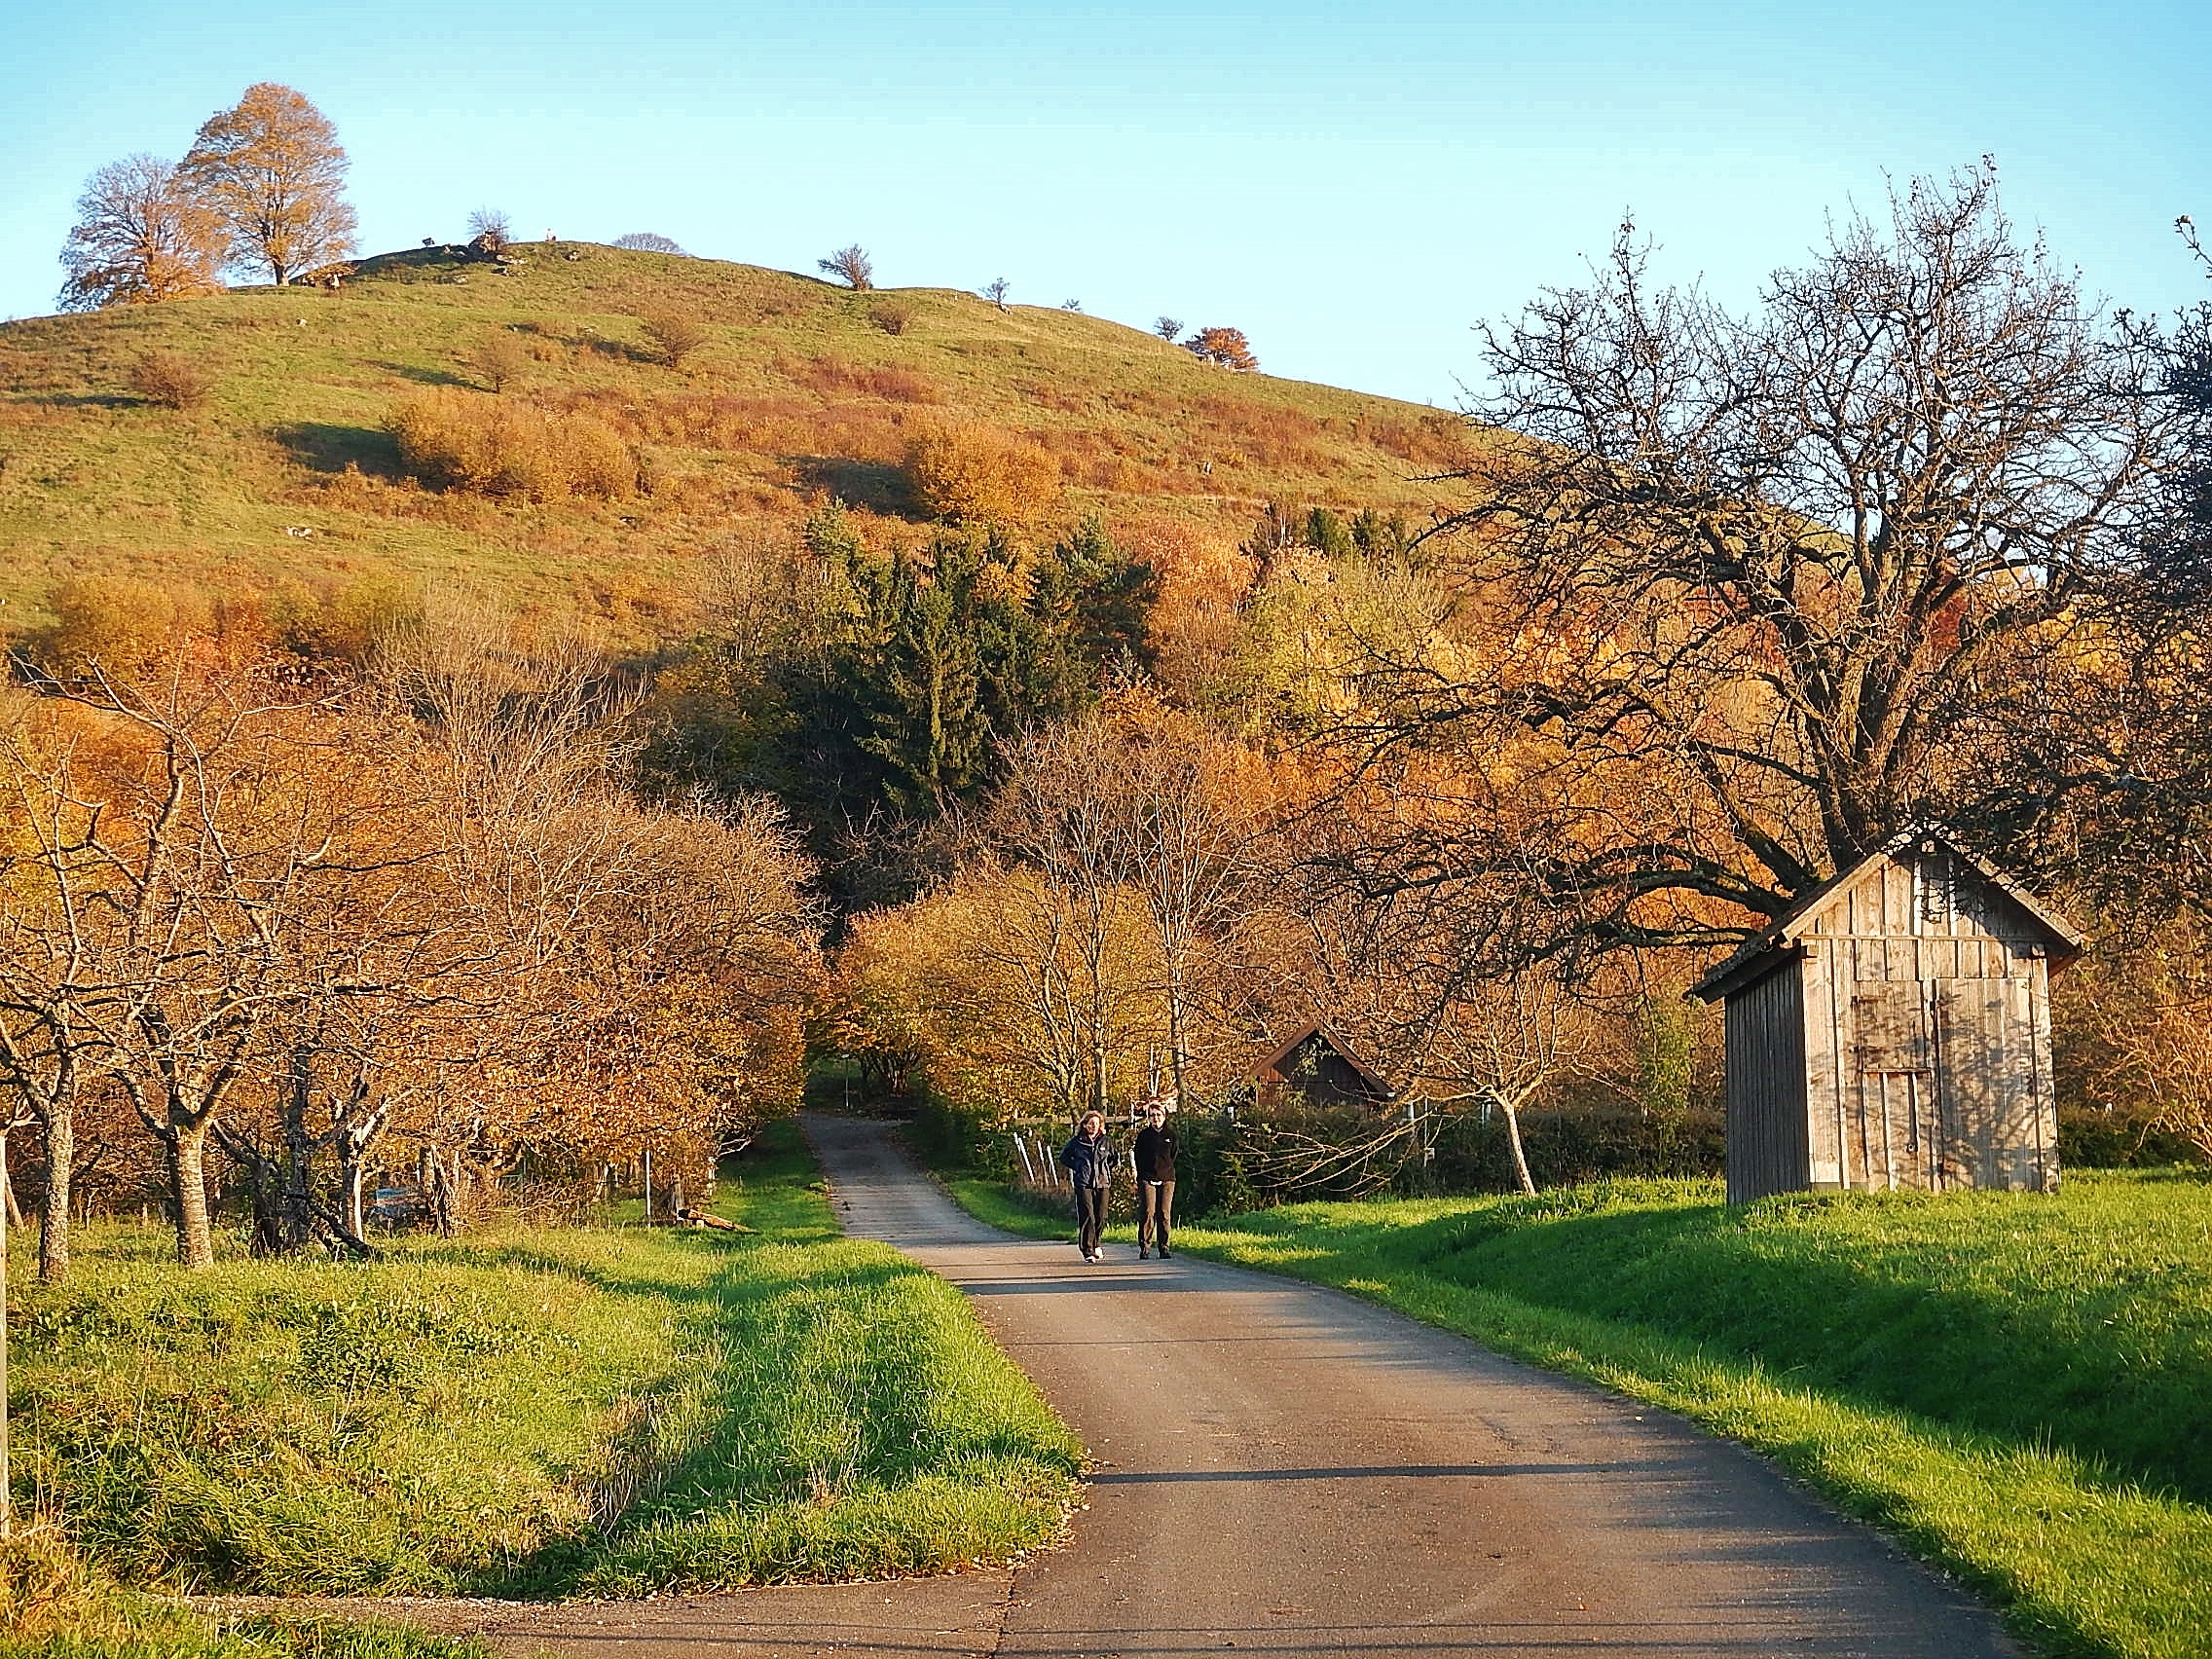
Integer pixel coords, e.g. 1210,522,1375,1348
1144,1101,1165,1115
1081,1111,1105,1131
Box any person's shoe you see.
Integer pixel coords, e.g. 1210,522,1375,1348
1139,1249,1150,1259
1160,1248,1171,1257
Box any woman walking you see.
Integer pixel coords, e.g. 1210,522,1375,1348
1059,1110,1115,1263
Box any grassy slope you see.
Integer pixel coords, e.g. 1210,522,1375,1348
0,244,1464,637
9,1121,1078,1648
950,1171,2212,1659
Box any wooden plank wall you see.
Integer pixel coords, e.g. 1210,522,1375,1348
1724,961,1810,1203
1792,849,2057,1193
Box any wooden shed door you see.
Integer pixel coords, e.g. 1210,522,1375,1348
1851,982,1938,1191
1935,978,2037,1191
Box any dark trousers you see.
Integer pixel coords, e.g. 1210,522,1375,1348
1139,1180,1174,1253
1074,1184,1109,1256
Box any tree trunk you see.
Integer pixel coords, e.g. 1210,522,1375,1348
340,1155,369,1239
167,1120,218,1269
281,1049,315,1253
37,1104,71,1283
1500,1101,1537,1197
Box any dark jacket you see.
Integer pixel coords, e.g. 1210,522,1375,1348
1059,1130,1115,1188
1134,1123,1178,1182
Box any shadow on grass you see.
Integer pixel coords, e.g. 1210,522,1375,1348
274,421,401,476
789,456,911,516
1199,1194,2212,1513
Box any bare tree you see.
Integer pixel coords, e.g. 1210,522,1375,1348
56,154,226,312
819,244,874,290
467,207,513,258
1154,316,1183,342
613,232,687,255
1330,164,2175,948
181,83,357,285
982,277,1011,312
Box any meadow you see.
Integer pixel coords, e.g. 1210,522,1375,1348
4,1123,1080,1655
0,242,1463,645
953,1167,2212,1659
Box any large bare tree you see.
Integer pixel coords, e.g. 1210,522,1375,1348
55,154,226,311
1330,164,2175,948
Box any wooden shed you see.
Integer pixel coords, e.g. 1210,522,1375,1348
1690,830,2085,1203
1251,1022,1394,1113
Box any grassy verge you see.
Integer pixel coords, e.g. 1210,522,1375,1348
948,1171,2212,1659
8,1120,1078,1646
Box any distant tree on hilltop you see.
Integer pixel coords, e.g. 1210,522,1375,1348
56,154,226,311
181,83,356,285
467,207,512,257
614,232,688,255
1154,316,1183,341
820,244,874,289
983,276,1011,311
1185,326,1258,372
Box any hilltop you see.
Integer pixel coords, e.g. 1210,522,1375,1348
0,242,1471,649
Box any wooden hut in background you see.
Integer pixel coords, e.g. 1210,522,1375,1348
1690,830,2084,1202
1250,1022,1394,1113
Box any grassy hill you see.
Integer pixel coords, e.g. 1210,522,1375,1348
0,242,1468,647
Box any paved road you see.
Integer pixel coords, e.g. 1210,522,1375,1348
802,1112,2018,1659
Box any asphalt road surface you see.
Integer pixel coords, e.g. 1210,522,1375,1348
252,1117,2018,1657
799,1112,2018,1659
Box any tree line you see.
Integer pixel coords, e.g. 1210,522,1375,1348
826,166,2212,1194
1,611,818,1282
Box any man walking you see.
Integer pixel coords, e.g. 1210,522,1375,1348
1134,1097,1177,1259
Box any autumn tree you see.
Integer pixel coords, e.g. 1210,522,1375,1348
1184,326,1258,371
55,154,226,311
1329,165,2175,950
819,244,874,289
181,83,357,285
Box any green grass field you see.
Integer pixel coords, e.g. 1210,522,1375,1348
951,1169,2212,1659
0,242,1463,640
4,1122,1079,1653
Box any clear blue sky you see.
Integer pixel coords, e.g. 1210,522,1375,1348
4,0,2205,404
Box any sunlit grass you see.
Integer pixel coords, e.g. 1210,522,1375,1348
951,1169,2212,1659
9,1119,1078,1642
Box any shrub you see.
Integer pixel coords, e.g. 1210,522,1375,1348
470,330,530,392
870,298,917,337
387,390,633,500
129,349,216,411
640,312,711,368
904,421,1062,528
30,573,213,678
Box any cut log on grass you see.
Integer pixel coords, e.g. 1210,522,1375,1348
675,1205,749,1232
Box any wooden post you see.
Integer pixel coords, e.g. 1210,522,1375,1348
641,1147,653,1222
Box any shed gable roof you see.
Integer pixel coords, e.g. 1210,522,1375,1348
1690,828,2086,1003
1254,1021,1394,1099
